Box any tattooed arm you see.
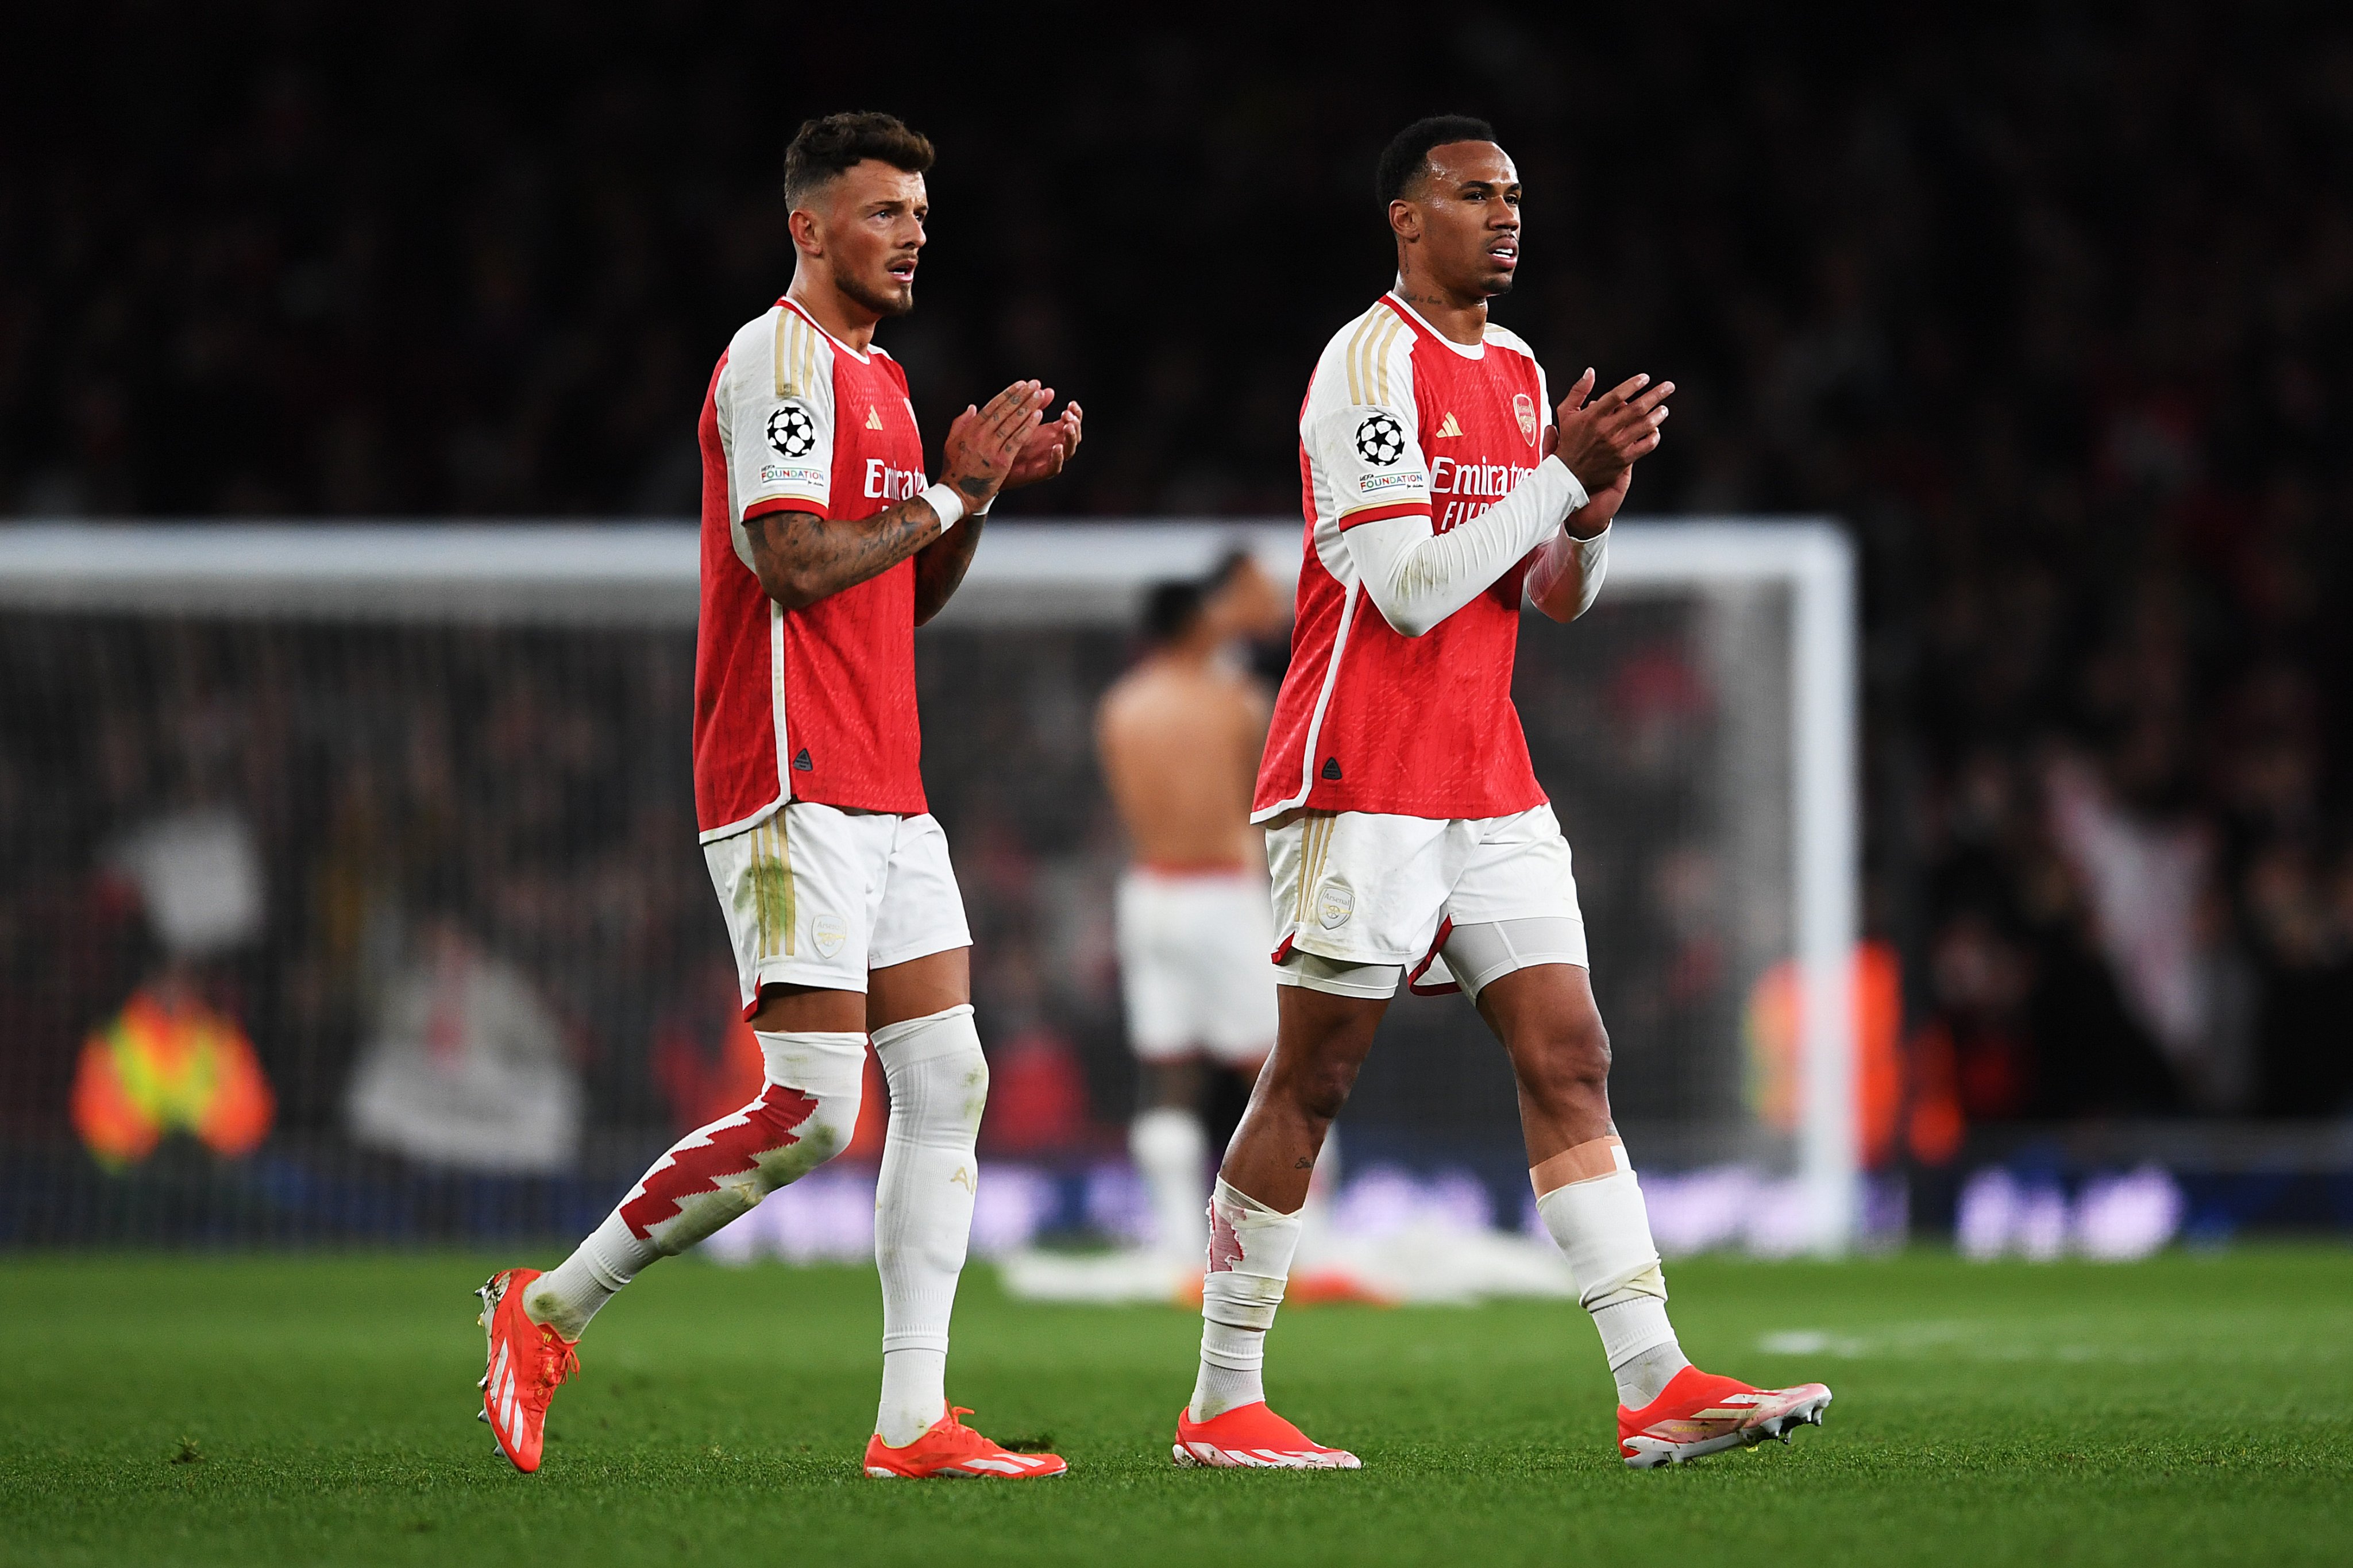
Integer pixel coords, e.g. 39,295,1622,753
745,380,1048,612
744,499,951,611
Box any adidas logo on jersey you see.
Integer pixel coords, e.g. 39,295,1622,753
793,748,813,772
1321,757,1343,781
1433,411,1463,438
865,405,885,431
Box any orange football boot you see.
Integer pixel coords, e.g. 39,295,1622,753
862,1406,1067,1479
1617,1365,1831,1468
1172,1401,1361,1469
475,1267,579,1473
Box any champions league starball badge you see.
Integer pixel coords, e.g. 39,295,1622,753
1355,411,1407,466
766,400,817,459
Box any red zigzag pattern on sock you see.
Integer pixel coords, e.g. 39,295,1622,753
619,1083,821,1238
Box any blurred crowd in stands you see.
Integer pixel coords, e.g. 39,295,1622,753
0,605,1752,1173
0,621,708,1142
5,1,2352,1161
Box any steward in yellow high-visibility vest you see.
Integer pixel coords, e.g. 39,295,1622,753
70,988,275,1169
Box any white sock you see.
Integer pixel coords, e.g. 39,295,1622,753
1530,1134,1690,1408
1600,1316,1689,1407
1189,1179,1303,1421
524,1210,653,1339
877,1346,947,1443
1131,1107,1208,1265
870,1004,987,1447
524,1029,866,1339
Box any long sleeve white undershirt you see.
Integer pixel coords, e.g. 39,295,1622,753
1525,526,1612,621
1342,454,1591,637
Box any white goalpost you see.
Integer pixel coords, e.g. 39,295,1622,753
0,519,1857,1252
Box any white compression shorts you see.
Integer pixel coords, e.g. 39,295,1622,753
1277,916,1588,1003
1266,804,1588,1002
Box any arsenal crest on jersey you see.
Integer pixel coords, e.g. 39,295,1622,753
1513,392,1539,445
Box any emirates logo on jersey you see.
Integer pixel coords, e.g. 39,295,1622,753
862,458,925,500
1514,392,1539,445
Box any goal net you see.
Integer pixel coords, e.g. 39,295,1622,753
0,520,1856,1255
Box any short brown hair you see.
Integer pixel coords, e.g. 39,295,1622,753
782,112,935,210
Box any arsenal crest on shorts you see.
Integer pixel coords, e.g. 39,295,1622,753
1514,392,1539,445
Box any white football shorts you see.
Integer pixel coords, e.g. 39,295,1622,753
703,802,971,1012
1116,867,1279,1064
1266,802,1587,994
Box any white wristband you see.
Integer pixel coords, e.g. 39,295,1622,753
919,482,966,532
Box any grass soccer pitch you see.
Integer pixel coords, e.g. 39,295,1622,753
2,1249,2348,1566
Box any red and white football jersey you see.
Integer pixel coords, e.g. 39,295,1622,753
1253,293,1556,822
694,298,931,838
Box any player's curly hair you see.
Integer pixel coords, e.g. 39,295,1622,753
1376,114,1500,206
783,112,936,210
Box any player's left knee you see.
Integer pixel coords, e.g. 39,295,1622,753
1519,1014,1613,1105
1282,1047,1367,1125
1571,1013,1613,1078
871,1006,986,1280
761,1082,863,1191
873,1003,989,1142
747,1029,871,1191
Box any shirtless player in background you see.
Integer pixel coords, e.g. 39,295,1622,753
1097,553,1289,1285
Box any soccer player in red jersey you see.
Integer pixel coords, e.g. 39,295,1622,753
476,113,1082,1480
1168,117,1831,1472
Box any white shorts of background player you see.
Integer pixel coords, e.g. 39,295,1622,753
1116,867,1279,1064
703,802,972,1009
1266,803,1588,1000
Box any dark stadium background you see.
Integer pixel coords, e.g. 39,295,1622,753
5,3,2352,1239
